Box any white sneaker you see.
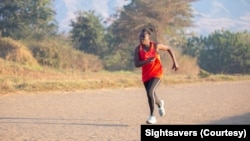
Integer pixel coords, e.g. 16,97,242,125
159,100,165,117
146,116,156,124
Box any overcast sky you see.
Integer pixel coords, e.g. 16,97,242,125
53,0,250,36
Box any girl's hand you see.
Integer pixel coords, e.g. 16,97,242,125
148,57,156,62
172,63,179,71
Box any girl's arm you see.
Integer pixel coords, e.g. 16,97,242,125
156,43,179,71
134,46,155,67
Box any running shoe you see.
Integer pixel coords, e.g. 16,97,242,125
159,100,165,117
146,116,156,124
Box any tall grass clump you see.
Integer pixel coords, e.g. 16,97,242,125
0,38,39,66
26,38,103,72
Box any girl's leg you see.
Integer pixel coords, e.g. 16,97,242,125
144,77,161,116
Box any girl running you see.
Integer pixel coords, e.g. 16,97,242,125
134,27,179,124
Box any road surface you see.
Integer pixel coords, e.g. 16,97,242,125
0,81,249,141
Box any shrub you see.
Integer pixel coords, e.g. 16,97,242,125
0,38,39,66
26,38,103,71
28,40,61,68
198,69,210,78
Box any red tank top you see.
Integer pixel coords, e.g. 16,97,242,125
138,41,163,82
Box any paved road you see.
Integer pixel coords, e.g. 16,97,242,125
0,81,249,141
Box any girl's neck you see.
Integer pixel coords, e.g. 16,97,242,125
143,44,150,48
142,42,151,51
141,41,150,48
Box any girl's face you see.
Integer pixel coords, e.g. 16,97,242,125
140,32,150,45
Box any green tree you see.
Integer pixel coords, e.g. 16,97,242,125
182,36,205,57
104,0,196,70
186,30,250,74
0,0,57,39
70,10,107,56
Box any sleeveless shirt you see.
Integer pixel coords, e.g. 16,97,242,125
138,41,163,82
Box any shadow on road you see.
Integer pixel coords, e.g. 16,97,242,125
1,113,249,126
207,112,250,125
0,117,129,127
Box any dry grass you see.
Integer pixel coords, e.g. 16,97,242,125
0,59,140,94
0,38,39,66
1,59,249,95
0,38,249,94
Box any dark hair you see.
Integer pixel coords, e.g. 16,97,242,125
140,27,154,35
139,27,154,40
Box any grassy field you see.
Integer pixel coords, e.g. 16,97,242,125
1,37,250,95
1,60,249,95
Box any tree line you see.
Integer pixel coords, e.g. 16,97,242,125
0,0,249,74
183,30,250,74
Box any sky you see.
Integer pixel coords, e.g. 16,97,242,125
53,0,250,36
53,0,130,33
190,0,250,35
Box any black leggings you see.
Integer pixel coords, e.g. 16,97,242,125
143,77,161,116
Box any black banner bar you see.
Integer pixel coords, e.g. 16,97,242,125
141,125,249,141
